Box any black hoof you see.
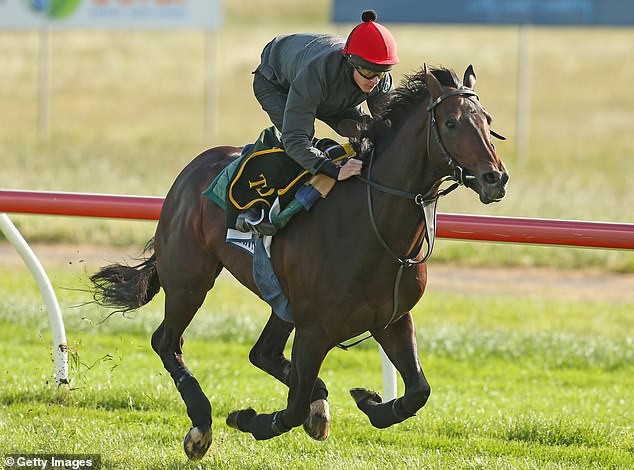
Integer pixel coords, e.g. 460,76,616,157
183,424,212,461
226,407,257,433
350,388,382,407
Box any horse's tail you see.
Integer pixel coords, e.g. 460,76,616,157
90,239,160,314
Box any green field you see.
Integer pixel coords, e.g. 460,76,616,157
0,1,633,271
0,260,632,469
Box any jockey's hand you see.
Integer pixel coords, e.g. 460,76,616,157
337,158,363,181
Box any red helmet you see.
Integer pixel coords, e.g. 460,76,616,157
342,10,399,72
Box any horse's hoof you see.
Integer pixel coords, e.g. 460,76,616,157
350,388,382,406
183,424,212,461
303,399,331,441
226,407,257,433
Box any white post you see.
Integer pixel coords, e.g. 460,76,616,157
0,214,68,385
516,24,532,162
38,27,51,139
379,344,397,400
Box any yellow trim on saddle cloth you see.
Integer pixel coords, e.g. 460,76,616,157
278,143,357,196
228,143,357,209
229,148,284,210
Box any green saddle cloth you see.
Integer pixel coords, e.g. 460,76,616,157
203,126,284,212
203,126,354,230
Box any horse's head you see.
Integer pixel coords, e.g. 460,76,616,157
423,65,509,204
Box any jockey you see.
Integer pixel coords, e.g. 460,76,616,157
235,10,399,235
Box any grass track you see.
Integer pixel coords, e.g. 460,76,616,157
0,265,632,469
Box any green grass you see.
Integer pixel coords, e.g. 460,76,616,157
0,266,632,469
0,0,633,271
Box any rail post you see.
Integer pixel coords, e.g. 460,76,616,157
0,213,68,385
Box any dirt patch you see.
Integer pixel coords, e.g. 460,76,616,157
427,263,633,302
0,243,142,269
1,243,632,303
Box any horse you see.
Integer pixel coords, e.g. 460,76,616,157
90,65,509,460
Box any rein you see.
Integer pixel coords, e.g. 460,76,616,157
337,87,479,350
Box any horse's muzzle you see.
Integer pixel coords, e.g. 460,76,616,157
467,169,509,204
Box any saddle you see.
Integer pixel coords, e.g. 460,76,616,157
201,127,356,323
203,126,356,238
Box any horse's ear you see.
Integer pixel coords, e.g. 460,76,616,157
423,63,443,99
463,65,476,89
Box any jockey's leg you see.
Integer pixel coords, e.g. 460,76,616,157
253,70,287,133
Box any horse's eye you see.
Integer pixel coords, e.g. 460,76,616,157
445,119,458,130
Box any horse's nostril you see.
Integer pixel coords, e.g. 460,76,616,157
483,171,501,186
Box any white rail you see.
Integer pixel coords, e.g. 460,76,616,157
380,345,397,400
0,213,68,385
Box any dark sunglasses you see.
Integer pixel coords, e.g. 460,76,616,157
352,64,387,81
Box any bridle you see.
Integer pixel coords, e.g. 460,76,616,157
342,87,495,346
426,88,479,187
360,86,482,269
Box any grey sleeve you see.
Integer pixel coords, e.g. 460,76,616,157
323,74,392,135
321,106,368,136
282,70,335,175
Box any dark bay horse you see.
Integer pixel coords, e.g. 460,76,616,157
90,65,508,460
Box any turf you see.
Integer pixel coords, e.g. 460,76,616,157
0,267,632,469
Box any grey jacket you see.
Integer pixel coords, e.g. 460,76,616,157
256,33,393,174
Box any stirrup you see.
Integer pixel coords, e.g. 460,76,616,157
235,208,278,236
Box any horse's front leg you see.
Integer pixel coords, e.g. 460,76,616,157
227,326,329,440
350,311,430,428
248,312,330,440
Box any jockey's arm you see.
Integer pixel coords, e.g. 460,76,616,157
282,74,358,181
323,73,393,136
320,105,368,136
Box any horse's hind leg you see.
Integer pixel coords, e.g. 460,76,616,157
350,311,430,428
248,313,331,440
151,264,220,460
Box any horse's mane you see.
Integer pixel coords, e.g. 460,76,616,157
352,67,461,154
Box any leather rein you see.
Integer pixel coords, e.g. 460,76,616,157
362,87,480,268
339,87,489,348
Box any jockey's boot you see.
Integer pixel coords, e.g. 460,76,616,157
235,207,278,236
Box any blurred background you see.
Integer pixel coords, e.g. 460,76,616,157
1,0,633,271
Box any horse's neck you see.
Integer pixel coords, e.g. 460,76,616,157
372,106,438,195
366,106,439,256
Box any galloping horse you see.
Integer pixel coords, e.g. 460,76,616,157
90,65,508,460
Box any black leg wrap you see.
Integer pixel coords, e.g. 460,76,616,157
364,398,416,429
251,411,292,440
176,373,212,427
232,408,257,432
311,377,328,402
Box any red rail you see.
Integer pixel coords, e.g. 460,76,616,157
1,189,633,250
0,190,163,221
